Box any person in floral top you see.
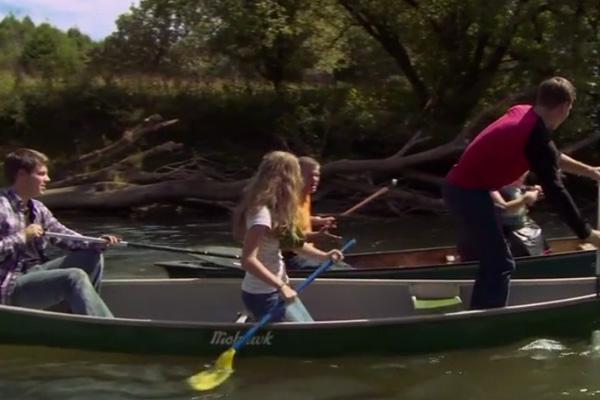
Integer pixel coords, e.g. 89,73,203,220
0,148,119,317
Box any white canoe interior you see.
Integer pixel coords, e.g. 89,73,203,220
100,277,599,323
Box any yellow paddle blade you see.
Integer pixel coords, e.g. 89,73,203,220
187,348,236,391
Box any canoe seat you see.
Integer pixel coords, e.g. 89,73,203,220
409,282,463,313
411,296,462,311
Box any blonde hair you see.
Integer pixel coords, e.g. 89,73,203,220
233,151,303,241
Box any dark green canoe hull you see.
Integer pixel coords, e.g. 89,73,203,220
159,250,595,280
0,278,599,357
0,297,598,357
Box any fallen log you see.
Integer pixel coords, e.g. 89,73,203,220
39,178,248,210
54,116,179,177
50,142,184,187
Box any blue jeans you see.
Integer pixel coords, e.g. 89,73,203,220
9,249,113,318
443,182,515,309
242,290,313,322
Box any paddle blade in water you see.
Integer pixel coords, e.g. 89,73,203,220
187,348,236,391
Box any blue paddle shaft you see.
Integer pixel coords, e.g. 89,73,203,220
232,239,357,351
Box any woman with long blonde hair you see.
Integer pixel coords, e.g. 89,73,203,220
233,151,342,322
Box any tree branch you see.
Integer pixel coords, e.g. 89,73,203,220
337,0,429,105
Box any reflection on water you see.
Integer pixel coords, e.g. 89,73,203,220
0,213,586,399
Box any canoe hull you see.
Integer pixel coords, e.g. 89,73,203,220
0,278,599,357
0,296,598,357
159,250,596,280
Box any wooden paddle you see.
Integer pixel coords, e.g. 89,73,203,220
340,179,398,216
43,232,242,260
187,238,357,391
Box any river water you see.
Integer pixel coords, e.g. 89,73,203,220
1,211,598,400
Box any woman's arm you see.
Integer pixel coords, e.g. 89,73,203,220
293,242,343,263
303,229,342,242
310,215,336,230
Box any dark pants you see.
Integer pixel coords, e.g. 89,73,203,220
443,182,515,309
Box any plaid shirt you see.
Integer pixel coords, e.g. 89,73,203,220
0,188,100,304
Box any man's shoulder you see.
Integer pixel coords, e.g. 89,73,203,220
28,199,53,221
506,104,533,113
0,190,12,209
31,198,51,213
529,116,551,141
503,104,537,124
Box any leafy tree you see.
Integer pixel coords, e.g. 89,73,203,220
95,0,209,77
19,23,88,82
0,16,35,70
336,0,600,138
94,0,350,89
206,0,348,90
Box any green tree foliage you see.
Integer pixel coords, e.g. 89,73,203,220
91,0,600,146
0,16,35,72
337,0,600,137
95,0,209,77
0,16,94,85
204,0,348,90
94,0,349,90
1,2,600,164
20,23,93,82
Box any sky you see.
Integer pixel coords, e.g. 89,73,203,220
0,0,140,40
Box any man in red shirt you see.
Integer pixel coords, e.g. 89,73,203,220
444,76,600,309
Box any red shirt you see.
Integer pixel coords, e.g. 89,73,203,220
447,105,538,191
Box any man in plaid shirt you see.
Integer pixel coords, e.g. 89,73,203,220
0,148,119,317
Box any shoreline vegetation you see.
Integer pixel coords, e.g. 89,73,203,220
0,2,599,216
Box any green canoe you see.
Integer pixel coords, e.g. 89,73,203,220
1,277,600,357
157,237,597,279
